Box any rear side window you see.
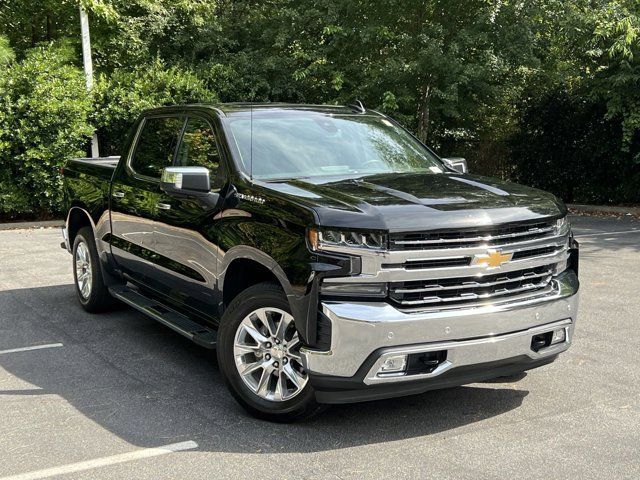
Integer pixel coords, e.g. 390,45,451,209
130,116,184,178
175,117,220,172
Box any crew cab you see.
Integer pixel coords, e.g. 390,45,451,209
62,103,580,421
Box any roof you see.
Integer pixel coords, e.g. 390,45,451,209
216,102,365,115
142,102,380,117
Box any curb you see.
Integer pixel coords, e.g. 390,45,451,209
568,204,640,216
0,220,64,231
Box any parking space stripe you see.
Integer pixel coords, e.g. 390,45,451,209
575,229,640,238
0,344,63,355
0,441,198,480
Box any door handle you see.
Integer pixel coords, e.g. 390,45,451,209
112,191,125,198
156,202,171,210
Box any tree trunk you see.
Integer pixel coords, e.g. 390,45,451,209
31,20,37,46
46,14,53,41
417,85,431,143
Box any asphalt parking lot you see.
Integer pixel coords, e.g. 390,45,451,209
0,214,638,479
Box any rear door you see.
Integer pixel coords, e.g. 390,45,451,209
152,114,226,321
110,115,185,286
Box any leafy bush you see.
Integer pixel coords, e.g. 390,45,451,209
93,61,217,156
0,51,216,219
0,35,15,65
0,43,93,219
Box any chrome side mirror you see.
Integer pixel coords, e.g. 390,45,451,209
160,167,211,195
442,157,468,174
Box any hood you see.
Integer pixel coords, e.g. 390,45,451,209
259,172,566,232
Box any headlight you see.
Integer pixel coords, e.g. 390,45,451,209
307,228,387,251
555,216,571,236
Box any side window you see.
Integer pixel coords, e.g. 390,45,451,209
175,117,220,172
130,116,184,178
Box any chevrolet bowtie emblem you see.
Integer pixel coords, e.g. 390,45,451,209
471,250,513,268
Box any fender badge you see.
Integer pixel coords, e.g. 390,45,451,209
237,193,266,205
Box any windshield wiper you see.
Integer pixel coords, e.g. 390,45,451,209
261,176,313,183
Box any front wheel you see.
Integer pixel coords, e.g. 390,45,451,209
217,282,325,422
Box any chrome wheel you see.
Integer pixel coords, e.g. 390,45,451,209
233,307,308,402
75,241,92,299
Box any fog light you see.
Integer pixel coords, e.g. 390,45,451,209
551,328,566,345
378,355,407,374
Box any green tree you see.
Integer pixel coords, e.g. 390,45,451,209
93,61,217,155
589,0,640,153
0,0,79,55
1,0,639,216
79,0,221,70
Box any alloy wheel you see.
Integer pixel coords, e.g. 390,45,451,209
75,241,93,299
233,307,308,402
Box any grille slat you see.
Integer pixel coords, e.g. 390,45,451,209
383,257,470,270
390,220,557,251
512,245,561,260
392,280,553,306
385,244,564,271
389,265,556,308
391,283,558,309
393,269,553,294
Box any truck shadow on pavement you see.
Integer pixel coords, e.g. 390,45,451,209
0,284,530,454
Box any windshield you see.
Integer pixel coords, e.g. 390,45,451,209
224,110,444,180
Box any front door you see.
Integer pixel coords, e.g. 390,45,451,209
109,115,185,287
152,114,226,322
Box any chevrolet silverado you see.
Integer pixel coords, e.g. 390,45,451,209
61,103,580,421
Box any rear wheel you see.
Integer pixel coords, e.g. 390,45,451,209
72,227,115,312
217,282,325,422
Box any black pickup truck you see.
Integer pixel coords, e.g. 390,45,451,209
62,103,579,421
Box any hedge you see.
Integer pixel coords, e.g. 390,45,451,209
0,47,216,220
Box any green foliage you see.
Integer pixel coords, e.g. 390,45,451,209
0,0,80,56
1,0,640,218
0,43,93,218
588,0,640,153
93,61,217,156
0,35,14,65
83,0,221,69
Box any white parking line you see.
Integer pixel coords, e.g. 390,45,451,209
0,344,63,355
576,229,640,238
0,441,198,480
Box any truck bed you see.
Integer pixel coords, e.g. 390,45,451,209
66,156,120,182
70,156,121,169
63,156,121,220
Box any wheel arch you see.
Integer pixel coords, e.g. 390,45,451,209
66,206,96,246
66,205,122,288
219,247,299,313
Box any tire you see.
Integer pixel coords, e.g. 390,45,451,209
72,226,115,313
217,282,326,422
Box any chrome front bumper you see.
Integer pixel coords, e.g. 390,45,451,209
301,270,579,382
